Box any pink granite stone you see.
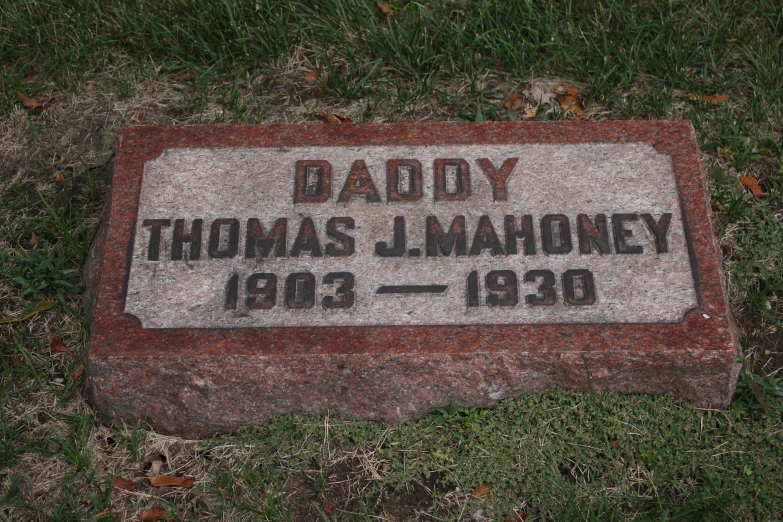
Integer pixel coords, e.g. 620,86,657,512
83,121,741,438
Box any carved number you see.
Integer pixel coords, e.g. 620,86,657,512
226,272,355,311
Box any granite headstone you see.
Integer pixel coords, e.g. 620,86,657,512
84,122,741,437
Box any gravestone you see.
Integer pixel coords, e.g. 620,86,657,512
84,122,741,437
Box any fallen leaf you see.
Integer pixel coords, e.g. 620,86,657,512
314,113,352,124
0,301,57,324
472,485,492,498
504,514,528,522
73,366,84,381
503,92,520,109
51,338,74,359
378,2,394,15
304,71,319,84
28,232,38,246
130,112,141,124
739,176,764,198
17,91,43,109
24,73,37,85
749,377,768,412
552,86,586,118
96,508,121,517
687,93,728,104
173,71,193,82
524,107,537,118
510,99,523,111
611,441,619,449
323,503,336,513
114,475,135,491
709,165,729,184
149,475,195,488
712,200,727,213
10,355,20,367
56,154,65,164
54,172,66,183
139,506,167,521
86,81,95,92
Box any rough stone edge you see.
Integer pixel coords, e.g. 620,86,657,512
87,349,740,438
82,189,112,411
686,122,743,398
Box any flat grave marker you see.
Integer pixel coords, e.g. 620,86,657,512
84,122,741,437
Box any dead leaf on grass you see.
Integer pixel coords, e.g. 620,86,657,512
749,378,768,412
51,338,74,359
687,93,728,104
54,172,66,183
130,112,141,124
323,503,336,513
740,176,764,198
96,508,121,517
114,476,135,491
304,71,319,84
28,232,38,247
472,485,492,498
378,2,394,15
139,506,167,521
149,475,195,488
173,71,194,82
73,366,84,381
709,165,729,184
0,301,57,324
503,92,520,109
17,91,43,110
712,200,727,213
314,113,352,124
523,107,537,118
86,81,95,92
552,85,587,119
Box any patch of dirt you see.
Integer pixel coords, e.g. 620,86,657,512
380,472,453,520
282,456,453,520
740,309,783,376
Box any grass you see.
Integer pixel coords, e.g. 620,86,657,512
1,0,782,519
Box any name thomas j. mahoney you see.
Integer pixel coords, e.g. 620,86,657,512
137,157,674,312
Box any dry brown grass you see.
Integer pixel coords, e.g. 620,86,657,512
1,59,782,520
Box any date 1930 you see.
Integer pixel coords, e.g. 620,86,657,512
224,269,596,311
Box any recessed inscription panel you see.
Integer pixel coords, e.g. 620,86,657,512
124,144,697,328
